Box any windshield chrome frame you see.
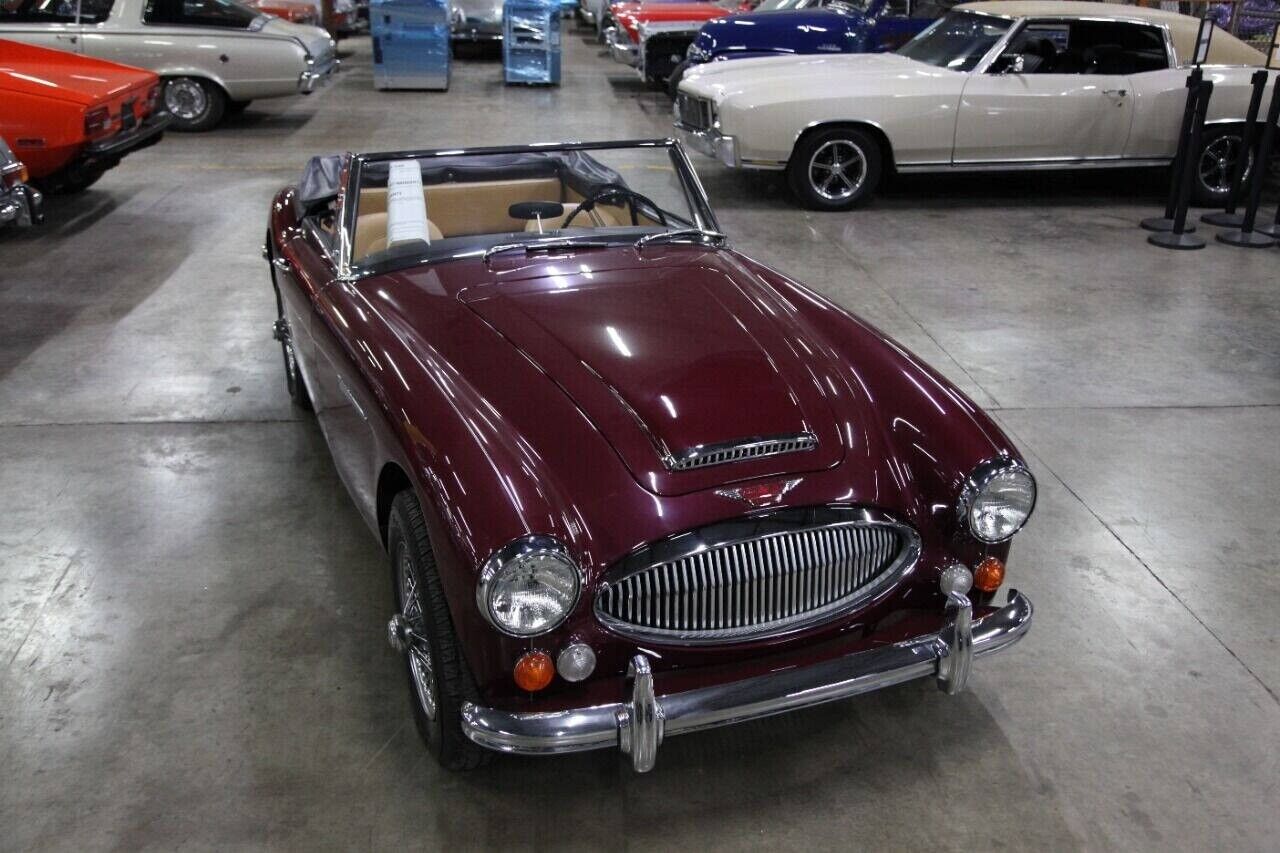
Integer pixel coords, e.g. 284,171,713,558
338,138,721,279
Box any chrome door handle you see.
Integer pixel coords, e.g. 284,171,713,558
271,257,291,272
1103,89,1127,97
56,34,78,42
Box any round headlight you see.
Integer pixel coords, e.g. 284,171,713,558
960,461,1036,543
477,536,580,637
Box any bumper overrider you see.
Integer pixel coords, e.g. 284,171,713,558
460,589,1033,772
299,53,340,94
675,119,738,169
0,165,42,228
605,27,639,66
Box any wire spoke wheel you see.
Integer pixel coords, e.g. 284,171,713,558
808,140,867,202
1199,133,1250,195
397,549,438,721
164,78,209,122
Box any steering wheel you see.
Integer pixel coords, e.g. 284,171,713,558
561,182,669,229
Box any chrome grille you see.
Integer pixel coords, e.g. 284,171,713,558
676,94,714,131
595,514,918,643
665,432,817,472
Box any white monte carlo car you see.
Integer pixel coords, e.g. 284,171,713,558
0,0,337,131
675,1,1272,209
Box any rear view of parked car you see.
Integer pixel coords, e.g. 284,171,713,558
0,39,169,193
0,136,43,227
0,0,337,132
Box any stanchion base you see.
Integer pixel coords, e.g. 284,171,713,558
1148,231,1206,250
1253,221,1280,238
1140,216,1177,232
1216,229,1276,248
1201,211,1244,227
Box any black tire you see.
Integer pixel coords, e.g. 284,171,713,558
786,126,883,211
1192,124,1253,208
667,59,689,99
226,99,252,116
266,244,312,411
38,167,105,195
162,76,227,132
388,490,489,771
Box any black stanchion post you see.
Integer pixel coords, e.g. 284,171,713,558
1202,68,1268,227
1150,79,1213,249
1142,66,1204,233
1217,80,1280,248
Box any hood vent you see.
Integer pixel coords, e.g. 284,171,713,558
665,432,817,472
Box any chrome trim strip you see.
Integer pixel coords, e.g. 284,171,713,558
664,431,817,472
895,157,1171,173
461,590,1033,765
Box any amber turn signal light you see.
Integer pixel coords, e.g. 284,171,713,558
973,556,1005,593
514,650,555,692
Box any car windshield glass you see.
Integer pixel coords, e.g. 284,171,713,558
898,10,1012,71
143,0,260,27
347,143,715,269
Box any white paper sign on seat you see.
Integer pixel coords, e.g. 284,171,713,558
386,159,430,247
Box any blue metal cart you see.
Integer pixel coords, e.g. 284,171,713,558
371,0,451,91
502,0,561,85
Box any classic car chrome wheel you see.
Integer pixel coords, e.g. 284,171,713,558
788,127,883,211
808,140,867,203
387,491,488,770
1197,132,1250,198
397,549,439,721
162,77,227,132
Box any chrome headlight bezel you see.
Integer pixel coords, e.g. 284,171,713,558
476,535,582,637
958,459,1037,544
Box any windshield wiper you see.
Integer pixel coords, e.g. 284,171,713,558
634,228,727,251
482,237,612,264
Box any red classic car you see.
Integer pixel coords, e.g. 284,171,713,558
246,0,321,26
0,39,169,193
265,139,1035,771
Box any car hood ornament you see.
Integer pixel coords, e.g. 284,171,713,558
715,478,801,507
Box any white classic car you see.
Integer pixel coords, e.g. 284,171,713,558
0,0,337,131
676,1,1270,209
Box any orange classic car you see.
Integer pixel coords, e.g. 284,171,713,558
0,38,170,193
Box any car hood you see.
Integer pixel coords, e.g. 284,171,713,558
682,50,926,99
0,39,156,105
695,9,856,55
259,17,334,60
456,247,870,497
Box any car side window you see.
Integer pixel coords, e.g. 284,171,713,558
143,0,258,27
995,19,1169,75
0,0,78,23
78,0,115,23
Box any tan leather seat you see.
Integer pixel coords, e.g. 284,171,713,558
353,212,443,261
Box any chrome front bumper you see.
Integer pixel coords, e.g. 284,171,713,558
299,56,340,94
674,121,738,168
0,183,42,228
605,27,638,66
461,589,1033,772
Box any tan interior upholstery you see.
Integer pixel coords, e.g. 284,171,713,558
353,178,643,261
353,212,443,260
358,178,563,238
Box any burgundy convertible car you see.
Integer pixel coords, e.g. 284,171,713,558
264,139,1035,772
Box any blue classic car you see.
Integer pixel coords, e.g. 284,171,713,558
662,0,954,94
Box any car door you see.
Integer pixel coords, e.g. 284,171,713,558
952,18,1144,164
0,0,84,51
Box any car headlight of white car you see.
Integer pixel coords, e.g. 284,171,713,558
959,460,1036,543
477,535,581,636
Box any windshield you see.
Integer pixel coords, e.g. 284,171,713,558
343,143,717,269
898,10,1012,71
